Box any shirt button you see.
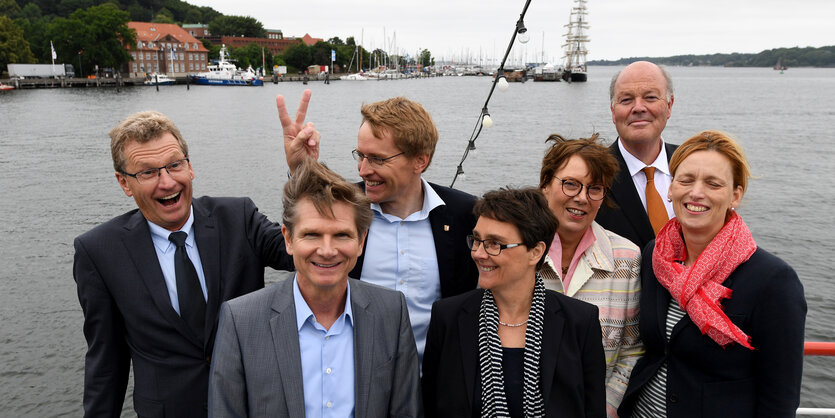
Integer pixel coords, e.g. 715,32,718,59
324,336,330,340
326,367,332,374
400,250,405,255
399,280,405,285
326,401,333,408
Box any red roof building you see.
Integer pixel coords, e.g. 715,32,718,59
299,33,324,46
126,22,210,76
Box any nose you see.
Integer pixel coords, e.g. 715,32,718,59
157,168,177,188
632,97,648,112
357,157,374,177
471,241,489,260
317,236,339,257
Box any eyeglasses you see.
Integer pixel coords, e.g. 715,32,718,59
554,176,606,201
352,149,405,167
466,235,523,256
120,158,190,184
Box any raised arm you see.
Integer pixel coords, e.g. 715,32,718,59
276,90,320,174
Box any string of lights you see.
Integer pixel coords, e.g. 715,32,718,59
449,0,533,188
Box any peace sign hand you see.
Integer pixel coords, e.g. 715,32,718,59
276,89,320,174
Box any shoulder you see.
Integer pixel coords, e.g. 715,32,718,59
594,222,640,256
427,182,476,207
75,208,141,244
350,279,408,310
193,195,256,213
546,289,599,319
736,247,801,289
225,279,287,315
432,289,483,315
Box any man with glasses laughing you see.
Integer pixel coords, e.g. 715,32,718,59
73,111,295,418
277,93,479,364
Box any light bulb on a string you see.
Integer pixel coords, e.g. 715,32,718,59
497,76,509,91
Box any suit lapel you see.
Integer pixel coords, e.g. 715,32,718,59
457,293,480,411
193,199,221,350
122,211,202,347
351,281,374,418
269,280,306,417
350,182,368,280
609,141,655,246
541,294,564,405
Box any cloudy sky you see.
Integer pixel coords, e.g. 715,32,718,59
192,0,833,62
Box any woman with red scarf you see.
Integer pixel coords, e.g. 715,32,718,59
618,131,806,418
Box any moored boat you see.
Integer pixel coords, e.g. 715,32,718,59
143,73,176,86
0,83,14,91
189,45,263,86
561,0,590,82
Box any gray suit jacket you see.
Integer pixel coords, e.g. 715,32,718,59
209,277,423,418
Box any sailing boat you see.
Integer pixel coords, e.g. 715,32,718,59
341,36,369,80
561,0,590,82
773,57,787,72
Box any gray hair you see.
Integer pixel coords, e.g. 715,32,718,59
609,63,674,105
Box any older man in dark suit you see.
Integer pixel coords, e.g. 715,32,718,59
596,61,678,250
73,109,311,417
209,159,421,417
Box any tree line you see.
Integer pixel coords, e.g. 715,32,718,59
588,46,835,68
1,0,434,76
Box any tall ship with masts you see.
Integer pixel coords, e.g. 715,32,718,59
561,0,590,82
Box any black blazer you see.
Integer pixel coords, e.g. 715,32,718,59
595,140,678,251
350,181,479,298
422,289,606,417
618,244,806,418
73,196,293,418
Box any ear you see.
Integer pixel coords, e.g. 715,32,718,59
730,185,743,209
281,225,294,255
116,172,133,197
666,95,674,119
357,230,368,256
528,241,546,267
413,153,430,174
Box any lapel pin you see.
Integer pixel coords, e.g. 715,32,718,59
444,225,449,231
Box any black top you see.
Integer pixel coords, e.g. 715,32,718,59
472,347,525,418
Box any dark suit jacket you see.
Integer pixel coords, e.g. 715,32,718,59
73,196,293,418
209,278,422,417
421,289,606,417
618,244,806,418
595,140,678,251
350,181,478,298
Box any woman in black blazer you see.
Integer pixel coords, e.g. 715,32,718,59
618,131,806,417
422,187,605,417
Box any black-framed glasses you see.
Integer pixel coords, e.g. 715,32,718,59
554,176,607,201
352,149,405,167
466,235,523,256
120,158,190,184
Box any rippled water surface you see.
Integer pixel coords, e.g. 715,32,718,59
1,66,833,416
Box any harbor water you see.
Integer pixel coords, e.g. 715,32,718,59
1,66,833,416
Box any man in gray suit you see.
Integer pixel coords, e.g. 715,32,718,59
209,159,422,418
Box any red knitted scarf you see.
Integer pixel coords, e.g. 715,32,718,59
652,212,757,349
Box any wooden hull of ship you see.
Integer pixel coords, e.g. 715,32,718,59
561,70,587,82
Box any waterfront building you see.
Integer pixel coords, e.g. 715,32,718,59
126,22,209,76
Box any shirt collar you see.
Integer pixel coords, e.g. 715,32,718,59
147,206,195,253
292,275,353,332
617,137,671,177
370,177,446,221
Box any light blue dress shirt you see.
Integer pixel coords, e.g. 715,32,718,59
361,177,443,364
147,206,208,315
294,277,355,418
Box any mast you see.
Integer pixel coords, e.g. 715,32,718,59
562,0,590,74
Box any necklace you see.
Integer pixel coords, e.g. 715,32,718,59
498,319,529,327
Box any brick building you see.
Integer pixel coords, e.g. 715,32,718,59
126,22,209,76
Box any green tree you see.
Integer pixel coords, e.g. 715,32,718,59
327,36,343,46
229,42,270,70
152,8,175,24
419,49,432,68
281,41,310,73
1,0,22,17
46,4,135,75
200,38,219,61
208,15,265,38
0,15,36,72
183,9,202,24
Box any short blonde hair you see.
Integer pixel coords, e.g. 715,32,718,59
669,130,752,193
110,111,188,172
360,97,438,171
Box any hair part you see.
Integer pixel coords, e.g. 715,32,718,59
609,62,675,105
473,187,558,269
539,133,620,208
669,130,752,193
360,97,438,172
110,111,188,173
282,158,373,237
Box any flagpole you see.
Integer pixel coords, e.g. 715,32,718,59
50,41,57,77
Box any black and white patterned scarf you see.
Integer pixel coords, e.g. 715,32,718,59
478,273,546,418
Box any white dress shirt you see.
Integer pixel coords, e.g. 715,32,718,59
618,139,675,219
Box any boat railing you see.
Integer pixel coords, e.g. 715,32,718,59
796,342,835,416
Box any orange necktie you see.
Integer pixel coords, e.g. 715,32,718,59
642,167,668,235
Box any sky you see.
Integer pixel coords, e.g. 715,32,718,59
191,0,834,63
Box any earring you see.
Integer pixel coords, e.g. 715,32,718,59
667,198,672,202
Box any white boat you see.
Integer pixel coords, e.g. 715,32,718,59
340,73,369,81
190,45,263,86
143,73,175,85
